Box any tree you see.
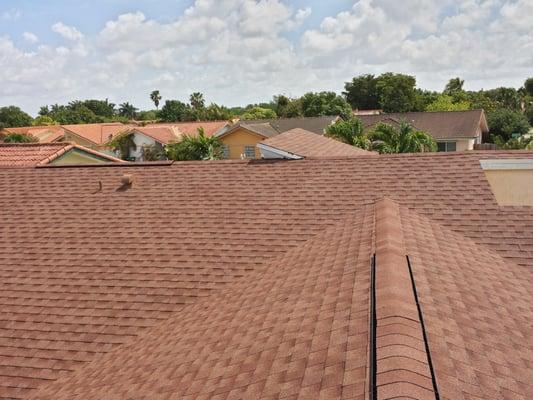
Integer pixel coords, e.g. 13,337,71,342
0,106,33,128
300,91,352,119
368,121,437,153
166,128,223,161
425,94,471,112
141,144,166,161
118,102,138,119
39,103,102,124
81,99,116,118
444,77,464,95
487,109,530,142
375,73,417,113
136,110,158,121
325,117,371,150
274,95,302,117
32,116,58,126
205,104,234,121
150,90,162,110
159,100,187,122
484,87,521,110
189,92,205,110
241,107,277,120
343,74,380,110
107,131,137,160
3,132,38,143
524,77,533,97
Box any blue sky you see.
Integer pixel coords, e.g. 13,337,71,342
0,0,531,115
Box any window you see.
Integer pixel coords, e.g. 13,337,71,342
437,141,456,152
222,145,230,159
243,145,256,159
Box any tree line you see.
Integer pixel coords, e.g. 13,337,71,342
1,73,532,148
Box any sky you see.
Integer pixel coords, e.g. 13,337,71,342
0,0,532,115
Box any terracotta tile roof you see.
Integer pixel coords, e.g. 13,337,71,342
0,143,123,167
62,123,130,145
259,128,376,158
358,110,488,139
132,126,180,144
141,121,229,137
3,126,66,143
0,151,532,398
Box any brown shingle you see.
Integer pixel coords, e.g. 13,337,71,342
0,150,532,398
259,128,375,158
358,110,488,139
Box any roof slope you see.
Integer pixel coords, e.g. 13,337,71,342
132,126,180,144
259,128,375,158
221,116,339,137
62,123,129,145
358,110,488,139
3,126,66,143
140,121,229,137
0,143,123,167
28,198,533,399
0,152,533,398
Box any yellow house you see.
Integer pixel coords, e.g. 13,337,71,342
215,116,339,159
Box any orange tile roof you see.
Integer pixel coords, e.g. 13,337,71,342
0,151,533,398
0,142,124,167
62,122,130,145
259,128,376,158
3,125,66,143
132,126,180,144
141,120,229,137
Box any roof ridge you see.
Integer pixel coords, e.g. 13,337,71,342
373,198,437,399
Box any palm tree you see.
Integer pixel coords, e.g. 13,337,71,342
3,133,38,143
118,102,138,119
368,121,437,153
189,92,205,110
166,128,223,161
325,117,371,150
150,90,162,110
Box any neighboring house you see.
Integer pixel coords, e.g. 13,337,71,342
2,125,66,143
128,126,180,161
61,122,129,149
0,142,124,167
216,116,339,159
258,128,376,159
358,109,489,151
2,150,533,399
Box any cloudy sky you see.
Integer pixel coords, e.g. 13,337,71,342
0,0,532,115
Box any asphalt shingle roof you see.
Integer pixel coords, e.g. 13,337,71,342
0,150,532,399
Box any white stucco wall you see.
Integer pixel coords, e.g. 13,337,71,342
456,138,475,151
131,132,157,160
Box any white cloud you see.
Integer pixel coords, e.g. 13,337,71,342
0,0,531,115
1,9,21,21
22,32,39,44
52,22,84,41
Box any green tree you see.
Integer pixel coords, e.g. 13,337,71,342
136,110,159,121
205,104,233,120
444,77,464,95
426,94,471,112
300,91,352,119
375,73,417,113
523,77,533,97
81,99,116,117
150,90,162,110
3,132,38,143
189,92,205,110
241,107,277,120
107,131,137,160
485,87,521,110
0,106,33,128
368,121,437,153
118,102,138,119
166,128,223,161
343,74,380,110
159,100,187,122
32,115,58,126
487,109,530,141
274,95,302,117
413,89,439,111
141,144,166,161
325,117,371,150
